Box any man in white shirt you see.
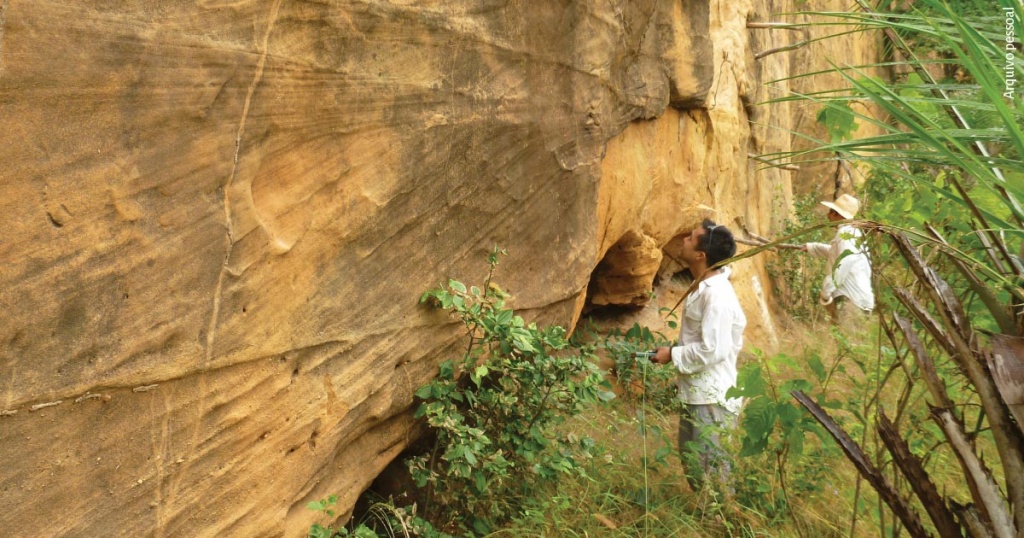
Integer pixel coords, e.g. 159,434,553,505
799,194,874,323
652,219,746,491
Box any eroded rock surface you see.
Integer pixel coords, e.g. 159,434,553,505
0,0,878,535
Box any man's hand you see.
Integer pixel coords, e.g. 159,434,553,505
798,244,808,252
652,346,672,365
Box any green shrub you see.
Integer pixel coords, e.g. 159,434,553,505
727,346,844,523
765,193,830,323
409,249,613,535
600,321,677,412
306,496,378,538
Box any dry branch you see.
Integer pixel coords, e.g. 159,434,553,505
877,412,962,538
893,287,957,358
889,231,1024,529
932,407,1016,538
950,501,995,538
893,314,953,409
791,390,932,538
735,238,803,250
754,40,810,60
924,225,1017,335
746,21,804,30
989,335,1024,439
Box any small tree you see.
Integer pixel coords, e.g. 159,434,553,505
409,249,612,535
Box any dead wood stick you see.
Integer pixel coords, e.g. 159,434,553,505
747,21,804,30
792,391,932,538
754,40,811,60
735,238,803,250
877,412,962,538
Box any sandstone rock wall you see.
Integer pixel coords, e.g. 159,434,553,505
776,3,888,197
0,1,878,535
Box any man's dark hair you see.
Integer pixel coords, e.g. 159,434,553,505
696,219,736,267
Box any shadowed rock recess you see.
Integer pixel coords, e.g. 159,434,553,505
0,0,877,535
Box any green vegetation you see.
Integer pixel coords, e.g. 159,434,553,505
409,248,611,535
760,0,1024,535
307,496,377,538
312,274,869,536
766,193,831,323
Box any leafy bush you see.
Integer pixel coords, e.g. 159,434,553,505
600,321,677,411
307,496,455,538
726,346,845,524
408,249,612,535
307,496,377,538
595,320,683,485
765,193,830,323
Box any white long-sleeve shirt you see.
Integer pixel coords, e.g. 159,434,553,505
670,268,746,415
805,224,874,312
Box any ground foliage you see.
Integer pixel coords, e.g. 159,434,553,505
407,249,612,535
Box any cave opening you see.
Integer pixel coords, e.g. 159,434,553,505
582,230,664,315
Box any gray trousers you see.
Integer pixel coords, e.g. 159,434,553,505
679,403,737,492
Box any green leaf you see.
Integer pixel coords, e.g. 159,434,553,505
472,517,492,535
816,101,858,142
776,402,805,431
821,398,844,410
474,471,487,494
413,403,428,419
807,355,827,383
415,385,434,399
352,525,378,538
309,524,332,538
772,354,798,371
786,427,806,457
729,363,766,398
495,309,514,326
781,379,813,395
449,279,467,293
738,397,777,457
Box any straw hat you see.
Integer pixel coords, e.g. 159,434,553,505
820,194,860,219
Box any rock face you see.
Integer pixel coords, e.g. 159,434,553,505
0,0,878,535
767,4,887,197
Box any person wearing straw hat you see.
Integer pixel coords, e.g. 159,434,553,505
651,219,746,492
799,193,874,323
